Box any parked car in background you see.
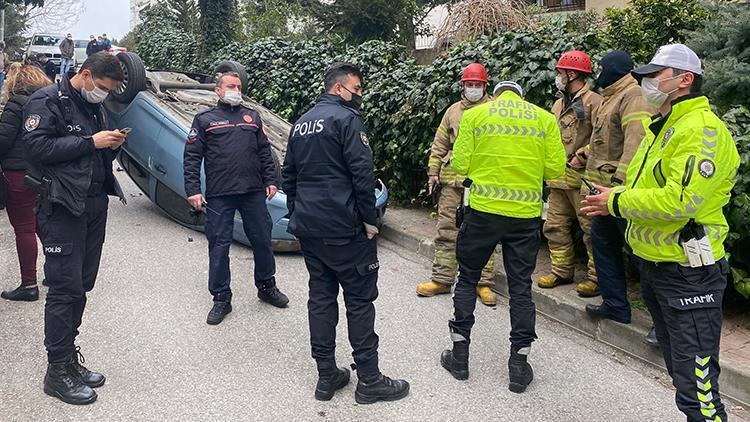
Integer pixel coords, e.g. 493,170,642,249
103,53,388,252
24,33,64,72
73,39,88,70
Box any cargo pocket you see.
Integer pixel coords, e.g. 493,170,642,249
42,243,73,257
42,243,76,286
356,260,380,276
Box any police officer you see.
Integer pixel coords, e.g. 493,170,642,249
24,52,126,405
538,50,602,297
576,51,654,327
282,62,409,404
440,81,566,394
583,44,739,421
418,62,498,306
184,72,289,326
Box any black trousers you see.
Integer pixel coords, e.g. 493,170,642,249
299,234,380,380
637,256,728,422
38,194,108,363
591,215,632,321
205,192,276,302
450,209,541,353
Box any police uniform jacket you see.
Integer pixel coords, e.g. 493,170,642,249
0,87,37,170
23,75,125,217
282,93,377,238
183,101,278,198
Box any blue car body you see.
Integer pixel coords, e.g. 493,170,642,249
104,72,387,251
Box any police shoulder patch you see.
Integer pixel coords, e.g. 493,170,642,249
661,127,675,148
698,159,715,178
187,128,198,144
360,132,370,146
25,114,42,132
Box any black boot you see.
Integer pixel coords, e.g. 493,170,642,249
508,351,534,394
354,374,410,404
315,367,351,401
70,347,106,388
207,297,232,325
43,360,98,405
644,326,659,347
1,280,39,302
440,341,469,380
258,283,289,308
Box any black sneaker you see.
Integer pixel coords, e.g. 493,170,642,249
258,286,289,308
43,361,97,405
315,367,350,401
508,353,533,394
355,374,410,404
440,341,469,380
1,283,39,302
207,301,232,325
70,347,105,388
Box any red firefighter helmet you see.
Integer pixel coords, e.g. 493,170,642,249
461,63,488,83
556,50,593,74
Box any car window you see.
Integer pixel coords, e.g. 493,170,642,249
155,181,204,226
74,40,88,48
32,35,63,46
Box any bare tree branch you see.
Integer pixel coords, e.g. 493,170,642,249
24,0,86,34
435,0,535,50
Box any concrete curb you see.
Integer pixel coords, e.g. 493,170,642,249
381,220,750,408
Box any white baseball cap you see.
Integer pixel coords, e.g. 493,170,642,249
493,80,524,97
632,43,703,76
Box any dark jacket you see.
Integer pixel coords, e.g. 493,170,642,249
86,40,98,56
41,59,56,81
23,75,125,216
184,101,277,198
282,93,377,238
0,87,39,170
60,38,75,59
101,39,112,51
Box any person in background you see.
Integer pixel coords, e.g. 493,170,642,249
0,64,52,302
59,33,75,76
86,35,98,57
100,34,112,52
37,54,56,82
0,41,8,102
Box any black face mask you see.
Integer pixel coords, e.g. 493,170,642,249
341,86,362,110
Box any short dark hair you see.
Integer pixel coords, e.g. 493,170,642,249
673,68,703,94
216,71,242,88
324,62,363,92
80,52,125,82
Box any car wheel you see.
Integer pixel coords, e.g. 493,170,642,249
111,52,147,104
213,60,249,92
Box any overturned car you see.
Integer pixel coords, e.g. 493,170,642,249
103,53,388,252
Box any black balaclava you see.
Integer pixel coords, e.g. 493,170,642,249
596,50,634,89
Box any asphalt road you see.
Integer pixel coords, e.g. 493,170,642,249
0,172,746,421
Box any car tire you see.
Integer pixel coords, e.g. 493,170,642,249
213,61,249,91
111,52,147,104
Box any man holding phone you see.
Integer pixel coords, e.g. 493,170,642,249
23,52,127,405
184,72,289,326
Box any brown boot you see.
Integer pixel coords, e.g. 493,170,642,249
537,274,573,289
576,280,600,297
476,286,497,306
416,281,452,297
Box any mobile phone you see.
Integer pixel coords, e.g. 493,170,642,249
119,127,133,135
582,178,601,195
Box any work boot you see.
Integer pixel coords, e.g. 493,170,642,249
43,360,98,405
476,286,497,306
314,367,351,401
70,347,105,388
644,326,659,347
258,285,289,308
585,304,631,324
537,274,573,289
354,374,410,404
1,280,39,302
508,351,533,394
416,281,451,297
207,300,232,325
440,341,469,380
576,280,600,297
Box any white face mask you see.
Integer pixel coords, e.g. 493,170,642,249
464,87,484,103
222,90,243,106
555,74,567,91
81,76,109,104
640,75,680,108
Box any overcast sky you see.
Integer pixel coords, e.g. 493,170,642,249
46,0,131,41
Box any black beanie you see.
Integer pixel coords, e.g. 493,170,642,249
596,50,635,89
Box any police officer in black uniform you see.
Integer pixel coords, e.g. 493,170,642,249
23,52,126,405
184,72,289,326
282,63,409,404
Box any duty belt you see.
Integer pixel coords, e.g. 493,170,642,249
88,182,104,196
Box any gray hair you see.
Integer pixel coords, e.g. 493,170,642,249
216,71,242,88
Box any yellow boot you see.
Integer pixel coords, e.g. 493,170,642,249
537,274,574,289
576,280,600,297
476,286,497,306
416,281,452,297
